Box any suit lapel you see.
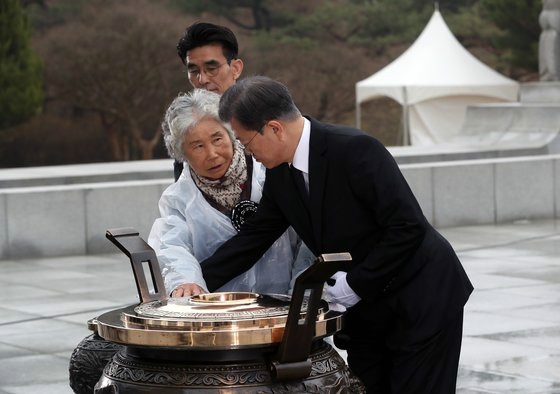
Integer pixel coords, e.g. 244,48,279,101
308,119,328,252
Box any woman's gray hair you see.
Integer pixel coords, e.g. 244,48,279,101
162,89,235,161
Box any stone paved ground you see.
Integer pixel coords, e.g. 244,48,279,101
0,219,559,393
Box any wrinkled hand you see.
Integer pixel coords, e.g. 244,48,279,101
325,271,361,311
171,283,205,298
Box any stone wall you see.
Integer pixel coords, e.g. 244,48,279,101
401,154,559,228
0,179,172,259
1,154,558,259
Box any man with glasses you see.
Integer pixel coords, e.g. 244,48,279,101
166,25,315,297
173,22,244,181
201,77,473,393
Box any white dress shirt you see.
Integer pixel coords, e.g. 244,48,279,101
291,117,311,191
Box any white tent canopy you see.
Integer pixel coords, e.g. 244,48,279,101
356,9,519,145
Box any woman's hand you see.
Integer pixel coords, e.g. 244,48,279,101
171,283,205,298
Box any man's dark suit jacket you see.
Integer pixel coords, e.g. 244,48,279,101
201,117,473,343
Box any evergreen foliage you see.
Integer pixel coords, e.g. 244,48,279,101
479,0,541,72
0,0,43,130
170,0,540,75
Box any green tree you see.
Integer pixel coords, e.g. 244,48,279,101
170,0,282,31
0,0,43,130
43,0,185,160
479,0,541,73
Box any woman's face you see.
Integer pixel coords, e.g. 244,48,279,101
182,117,234,180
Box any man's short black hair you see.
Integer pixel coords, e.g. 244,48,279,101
219,76,301,133
177,22,239,65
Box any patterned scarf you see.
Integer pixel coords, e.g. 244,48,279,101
190,140,248,213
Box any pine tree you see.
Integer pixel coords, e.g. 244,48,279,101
0,0,43,130
479,0,541,72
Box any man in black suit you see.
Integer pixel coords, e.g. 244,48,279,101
201,76,473,393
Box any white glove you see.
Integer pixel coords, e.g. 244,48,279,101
325,271,361,310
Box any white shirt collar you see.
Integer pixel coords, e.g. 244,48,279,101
292,117,310,175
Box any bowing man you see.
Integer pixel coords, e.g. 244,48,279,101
200,76,473,394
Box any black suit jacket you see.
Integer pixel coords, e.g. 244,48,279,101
201,118,472,340
173,160,183,182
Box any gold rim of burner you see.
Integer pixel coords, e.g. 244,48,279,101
189,291,260,306
95,306,344,348
87,318,98,333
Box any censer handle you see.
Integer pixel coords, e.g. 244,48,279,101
270,252,352,381
105,227,167,303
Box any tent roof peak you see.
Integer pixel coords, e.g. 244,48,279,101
356,9,518,105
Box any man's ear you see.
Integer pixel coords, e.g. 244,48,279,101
267,120,285,141
231,59,244,81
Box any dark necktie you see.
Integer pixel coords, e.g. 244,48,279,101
290,166,310,208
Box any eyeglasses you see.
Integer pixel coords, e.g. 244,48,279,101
187,62,228,81
239,131,258,154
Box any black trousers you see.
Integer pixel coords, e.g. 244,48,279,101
336,304,464,394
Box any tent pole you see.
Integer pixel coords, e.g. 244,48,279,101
402,87,410,146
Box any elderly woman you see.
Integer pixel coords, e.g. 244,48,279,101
149,89,313,297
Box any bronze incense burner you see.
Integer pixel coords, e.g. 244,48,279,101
70,228,364,393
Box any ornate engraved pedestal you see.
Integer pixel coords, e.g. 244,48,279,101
96,341,363,393
69,333,122,394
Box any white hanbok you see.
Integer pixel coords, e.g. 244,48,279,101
148,158,314,295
